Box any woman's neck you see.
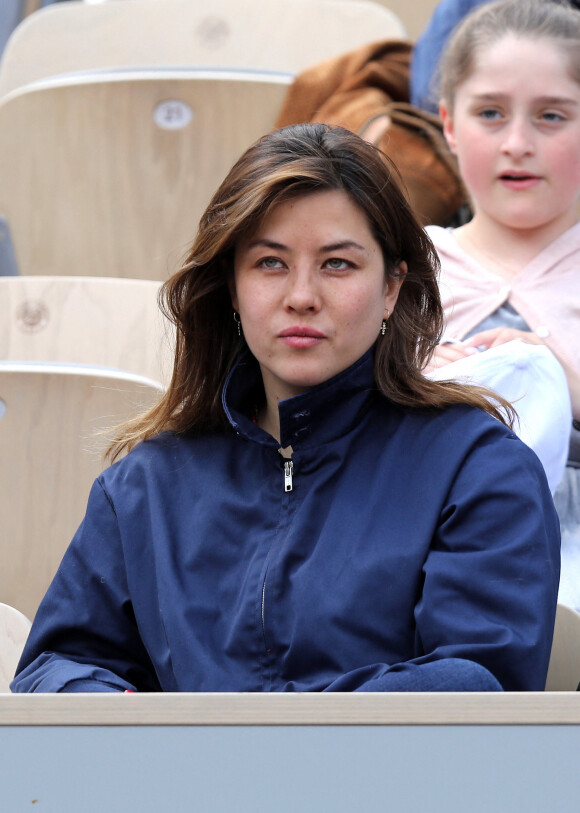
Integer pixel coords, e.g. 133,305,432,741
454,212,579,278
255,399,281,444
256,403,294,457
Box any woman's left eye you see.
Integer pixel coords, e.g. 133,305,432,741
324,258,351,270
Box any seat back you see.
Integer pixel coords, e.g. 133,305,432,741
0,0,407,98
351,0,436,39
0,361,164,619
0,603,31,693
0,275,172,385
0,70,291,279
545,603,580,691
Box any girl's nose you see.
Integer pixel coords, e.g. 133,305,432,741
284,267,321,312
500,118,535,157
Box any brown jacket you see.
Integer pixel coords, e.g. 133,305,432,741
276,41,467,226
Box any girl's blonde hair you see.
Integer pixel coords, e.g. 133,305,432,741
439,0,580,108
108,123,514,461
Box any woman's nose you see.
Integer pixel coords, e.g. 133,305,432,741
284,267,321,312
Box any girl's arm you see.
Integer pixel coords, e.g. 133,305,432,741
465,327,580,419
423,338,479,374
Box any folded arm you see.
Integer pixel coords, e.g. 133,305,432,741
325,425,560,692
11,479,161,694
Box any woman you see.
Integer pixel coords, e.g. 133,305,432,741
12,124,559,693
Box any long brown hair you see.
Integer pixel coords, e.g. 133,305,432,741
108,123,513,460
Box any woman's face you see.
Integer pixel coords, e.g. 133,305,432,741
441,35,580,237
232,189,404,405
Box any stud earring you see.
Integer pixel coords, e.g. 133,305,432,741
233,311,242,337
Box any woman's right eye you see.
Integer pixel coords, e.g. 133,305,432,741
258,256,283,269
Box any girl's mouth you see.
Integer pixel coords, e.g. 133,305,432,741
499,172,541,189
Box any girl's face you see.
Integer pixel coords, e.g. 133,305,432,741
441,35,580,237
232,189,404,405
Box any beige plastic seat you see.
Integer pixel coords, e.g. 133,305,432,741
0,361,164,619
0,603,31,693
545,603,580,691
0,0,407,98
339,0,436,40
0,0,407,280
0,275,173,386
0,69,292,279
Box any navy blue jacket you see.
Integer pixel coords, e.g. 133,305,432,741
12,351,560,693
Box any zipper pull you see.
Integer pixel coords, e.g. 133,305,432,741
283,459,293,492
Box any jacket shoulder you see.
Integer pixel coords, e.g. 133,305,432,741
98,432,207,488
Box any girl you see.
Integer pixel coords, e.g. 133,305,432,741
12,124,559,693
426,0,580,608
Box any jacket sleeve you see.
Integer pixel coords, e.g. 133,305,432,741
11,478,160,693
324,429,561,692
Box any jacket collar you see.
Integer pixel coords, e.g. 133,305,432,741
222,348,378,449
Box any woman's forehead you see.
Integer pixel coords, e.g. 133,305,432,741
236,189,377,248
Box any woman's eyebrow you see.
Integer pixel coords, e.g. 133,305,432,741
319,240,366,253
244,239,367,252
245,238,287,251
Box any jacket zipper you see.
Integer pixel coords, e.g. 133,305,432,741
283,458,293,492
261,578,267,639
262,452,294,652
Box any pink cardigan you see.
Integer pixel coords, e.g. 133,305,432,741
426,223,580,381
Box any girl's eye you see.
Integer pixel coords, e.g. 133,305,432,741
540,110,565,124
478,108,502,121
324,258,351,270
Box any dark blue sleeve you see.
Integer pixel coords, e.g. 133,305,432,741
324,430,560,692
410,0,493,112
11,479,161,693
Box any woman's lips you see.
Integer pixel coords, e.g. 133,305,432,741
278,327,326,348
